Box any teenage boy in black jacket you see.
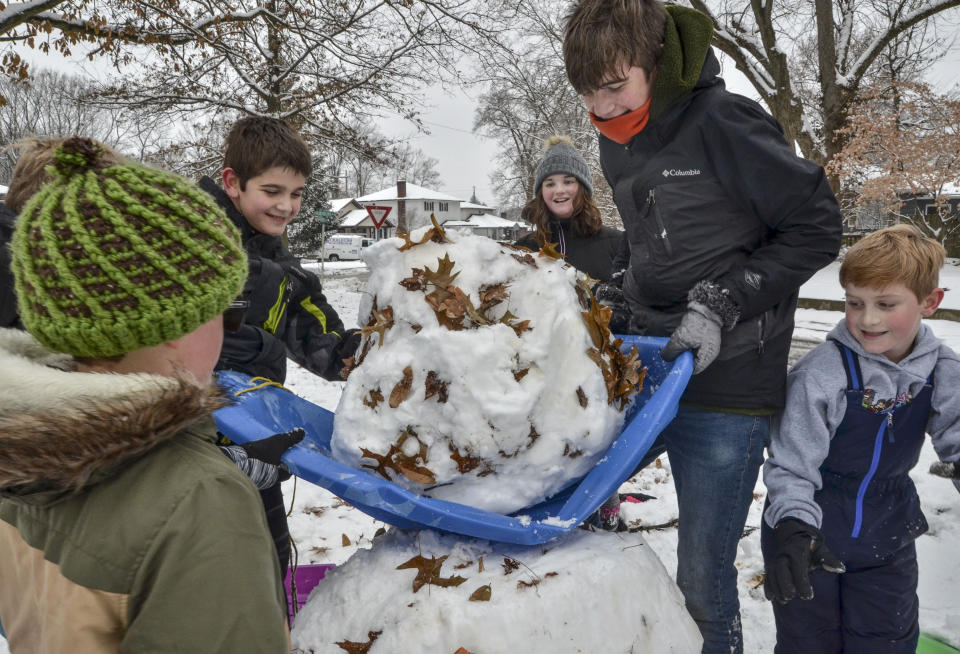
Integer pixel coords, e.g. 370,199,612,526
563,2,842,652
199,117,361,580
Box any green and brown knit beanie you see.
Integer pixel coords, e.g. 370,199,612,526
11,137,248,358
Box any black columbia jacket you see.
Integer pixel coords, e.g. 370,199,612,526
601,49,842,410
199,177,352,384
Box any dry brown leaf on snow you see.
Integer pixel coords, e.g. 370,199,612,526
389,366,414,408
361,305,394,348
468,585,492,602
399,267,426,291
363,388,384,409
575,278,593,309
478,282,509,313
395,554,468,593
335,630,382,654
512,251,537,267
539,241,565,260
424,370,449,402
396,215,451,251
449,446,482,473
502,557,520,575
423,253,460,288
576,386,588,408
396,460,436,484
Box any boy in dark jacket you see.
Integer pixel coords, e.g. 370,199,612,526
199,117,360,580
762,225,960,653
563,2,842,651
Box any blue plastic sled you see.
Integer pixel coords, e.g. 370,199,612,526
214,335,693,545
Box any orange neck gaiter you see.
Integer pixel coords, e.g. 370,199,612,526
590,98,652,145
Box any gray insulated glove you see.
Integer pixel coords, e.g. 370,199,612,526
661,280,740,374
661,302,722,374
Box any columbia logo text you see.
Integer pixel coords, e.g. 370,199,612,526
662,168,701,178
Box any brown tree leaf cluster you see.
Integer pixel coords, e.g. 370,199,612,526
828,81,960,245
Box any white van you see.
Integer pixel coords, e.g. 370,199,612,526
322,234,374,261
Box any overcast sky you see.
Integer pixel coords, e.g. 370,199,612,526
387,46,960,210
16,32,960,211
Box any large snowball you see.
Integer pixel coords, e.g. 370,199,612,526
290,529,702,653
331,227,638,514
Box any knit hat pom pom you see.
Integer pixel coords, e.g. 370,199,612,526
543,134,574,151
53,137,107,177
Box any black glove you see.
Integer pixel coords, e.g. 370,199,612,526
930,461,960,479
764,518,846,604
220,428,305,488
338,328,363,359
241,428,305,467
592,281,632,334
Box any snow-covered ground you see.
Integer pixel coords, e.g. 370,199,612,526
282,260,960,652
2,258,958,653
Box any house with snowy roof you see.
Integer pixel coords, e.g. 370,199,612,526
327,181,472,239
442,213,526,242
459,200,496,221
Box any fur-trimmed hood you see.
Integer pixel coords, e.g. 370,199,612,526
0,328,229,500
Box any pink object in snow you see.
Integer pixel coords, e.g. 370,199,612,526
285,563,336,622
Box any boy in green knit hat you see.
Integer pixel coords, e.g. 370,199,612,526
0,137,290,652
563,2,842,651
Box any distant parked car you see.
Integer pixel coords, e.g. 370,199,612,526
322,234,374,261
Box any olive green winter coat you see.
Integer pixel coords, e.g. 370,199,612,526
0,328,289,653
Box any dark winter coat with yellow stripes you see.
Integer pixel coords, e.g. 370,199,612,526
199,177,352,384
0,329,289,653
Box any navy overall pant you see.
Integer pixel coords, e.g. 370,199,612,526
762,342,932,653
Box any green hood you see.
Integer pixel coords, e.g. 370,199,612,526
650,5,715,120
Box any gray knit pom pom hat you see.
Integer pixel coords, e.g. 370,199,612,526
533,135,593,196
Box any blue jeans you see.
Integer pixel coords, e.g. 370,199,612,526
663,406,770,654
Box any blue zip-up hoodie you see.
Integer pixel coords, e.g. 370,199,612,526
764,319,960,531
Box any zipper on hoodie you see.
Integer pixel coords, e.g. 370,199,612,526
646,189,674,257
884,410,895,443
